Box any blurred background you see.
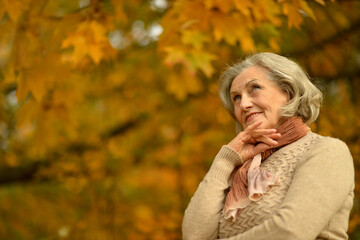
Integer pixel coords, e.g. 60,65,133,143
0,0,359,239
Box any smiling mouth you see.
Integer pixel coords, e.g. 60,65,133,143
245,112,262,123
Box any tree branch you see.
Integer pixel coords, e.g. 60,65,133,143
0,161,49,185
0,114,147,185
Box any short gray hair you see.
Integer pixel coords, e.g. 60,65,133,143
219,52,323,132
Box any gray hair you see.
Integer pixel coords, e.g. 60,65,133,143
219,52,323,132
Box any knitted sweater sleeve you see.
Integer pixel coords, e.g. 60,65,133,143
219,137,355,240
182,145,243,240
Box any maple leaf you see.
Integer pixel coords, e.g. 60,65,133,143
163,46,187,67
210,11,255,52
165,69,203,100
181,30,210,49
186,49,216,78
282,2,303,29
61,20,116,66
210,12,242,44
233,0,253,16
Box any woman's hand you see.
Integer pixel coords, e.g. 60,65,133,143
227,121,281,162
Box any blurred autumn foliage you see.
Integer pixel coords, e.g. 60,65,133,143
0,0,360,239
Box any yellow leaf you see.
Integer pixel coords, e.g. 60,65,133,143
282,3,303,29
61,20,116,66
210,12,251,46
89,20,108,42
87,43,104,64
166,69,203,100
163,46,187,67
255,1,282,26
239,33,256,53
187,49,216,77
233,0,253,16
300,0,316,20
181,30,209,49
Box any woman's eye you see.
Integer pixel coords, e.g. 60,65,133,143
252,85,261,91
233,95,241,102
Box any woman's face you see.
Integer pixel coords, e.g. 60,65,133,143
230,66,289,130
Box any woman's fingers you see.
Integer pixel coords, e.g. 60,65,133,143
230,121,283,158
261,133,281,140
255,136,279,147
246,128,281,144
244,121,263,132
245,122,279,138
252,130,280,139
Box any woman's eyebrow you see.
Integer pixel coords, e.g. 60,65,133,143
230,90,238,95
245,79,258,88
230,79,258,94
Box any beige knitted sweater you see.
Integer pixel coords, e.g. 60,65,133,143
182,132,354,240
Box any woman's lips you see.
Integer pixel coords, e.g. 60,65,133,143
245,112,262,123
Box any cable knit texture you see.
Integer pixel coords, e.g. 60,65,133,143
182,132,355,240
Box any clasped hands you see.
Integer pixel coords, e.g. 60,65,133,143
227,121,281,162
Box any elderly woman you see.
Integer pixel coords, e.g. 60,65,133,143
182,53,354,240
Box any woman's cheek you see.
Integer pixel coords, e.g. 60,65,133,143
235,108,242,123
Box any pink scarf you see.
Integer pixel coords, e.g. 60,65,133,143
224,117,310,221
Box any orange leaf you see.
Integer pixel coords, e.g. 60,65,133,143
61,20,116,66
282,3,303,29
210,12,248,45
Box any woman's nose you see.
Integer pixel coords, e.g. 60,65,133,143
240,96,252,111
